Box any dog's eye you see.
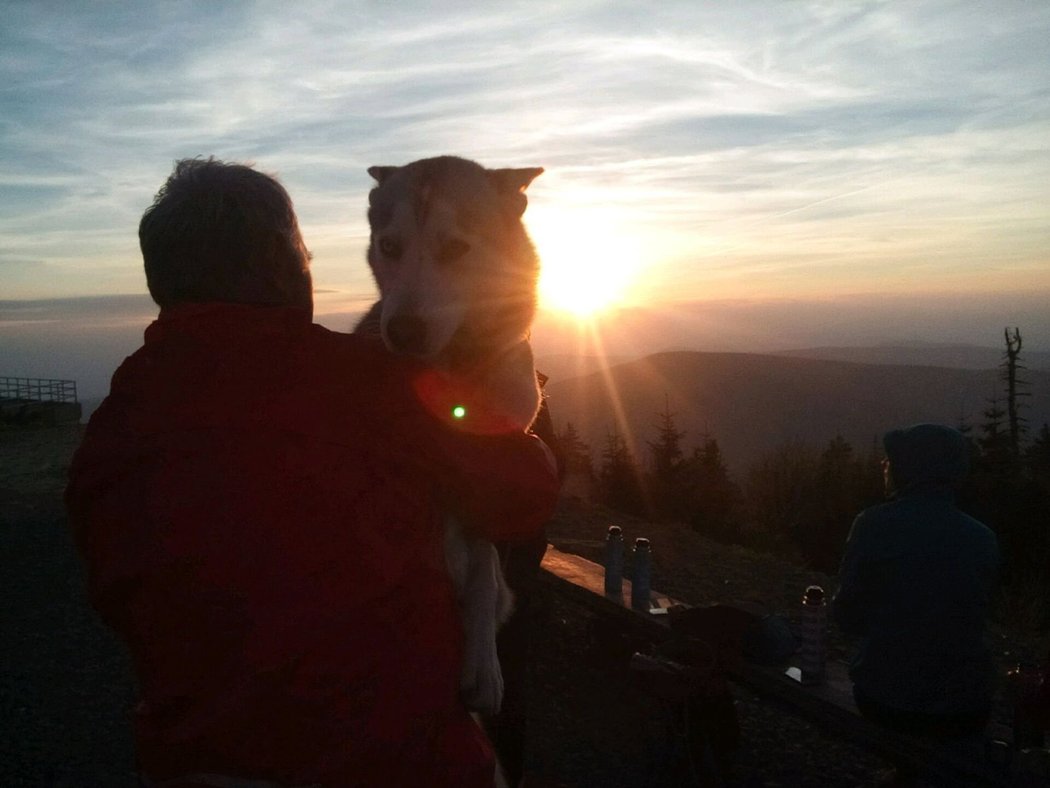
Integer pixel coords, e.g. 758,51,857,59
378,237,402,259
437,239,470,266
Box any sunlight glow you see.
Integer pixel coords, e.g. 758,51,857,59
528,207,644,318
574,317,651,507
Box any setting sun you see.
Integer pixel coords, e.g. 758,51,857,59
528,207,643,318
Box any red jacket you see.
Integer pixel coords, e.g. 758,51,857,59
65,303,559,787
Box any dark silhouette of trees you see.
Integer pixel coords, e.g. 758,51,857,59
743,436,882,571
977,394,1012,480
598,429,646,516
681,436,742,543
640,401,742,540
557,421,596,499
958,327,1050,628
797,436,883,573
1028,423,1050,493
647,396,685,483
646,397,689,521
744,440,818,558
558,421,594,478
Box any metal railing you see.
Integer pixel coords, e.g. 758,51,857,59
0,377,79,404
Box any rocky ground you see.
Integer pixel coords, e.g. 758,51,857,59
1,425,1044,787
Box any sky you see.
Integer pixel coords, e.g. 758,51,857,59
3,0,1050,400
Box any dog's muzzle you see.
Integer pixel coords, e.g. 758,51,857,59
385,314,429,356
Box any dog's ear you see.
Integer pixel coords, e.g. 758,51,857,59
368,166,399,184
488,167,544,195
489,167,543,217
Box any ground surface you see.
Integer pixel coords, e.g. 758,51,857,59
1,425,1042,787
1,426,136,787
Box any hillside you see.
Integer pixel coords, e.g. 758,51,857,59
544,350,1050,473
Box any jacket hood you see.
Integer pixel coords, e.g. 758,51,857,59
884,423,970,490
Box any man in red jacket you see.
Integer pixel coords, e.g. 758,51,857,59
65,158,559,787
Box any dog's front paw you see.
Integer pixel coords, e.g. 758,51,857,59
481,340,541,431
460,646,505,717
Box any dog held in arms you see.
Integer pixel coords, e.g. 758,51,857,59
354,157,546,732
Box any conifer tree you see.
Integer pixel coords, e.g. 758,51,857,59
1028,424,1050,469
684,436,741,543
1027,423,1050,495
558,421,594,476
800,436,865,572
959,329,1050,620
646,396,687,519
744,440,819,554
978,393,1012,479
599,429,646,515
647,395,685,483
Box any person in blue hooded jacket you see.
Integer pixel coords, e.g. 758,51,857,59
833,423,1000,739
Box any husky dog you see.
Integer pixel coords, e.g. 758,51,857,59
355,156,545,720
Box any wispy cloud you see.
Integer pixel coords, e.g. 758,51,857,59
2,0,1048,311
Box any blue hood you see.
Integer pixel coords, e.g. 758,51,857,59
884,423,970,490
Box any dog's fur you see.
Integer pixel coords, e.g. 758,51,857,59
354,156,544,725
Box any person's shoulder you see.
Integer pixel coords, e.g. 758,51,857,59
846,498,910,548
854,499,896,528
955,508,999,551
301,324,423,400
304,324,401,369
307,323,379,352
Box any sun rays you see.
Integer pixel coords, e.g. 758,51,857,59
539,312,647,475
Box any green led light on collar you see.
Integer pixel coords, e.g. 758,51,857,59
451,405,467,420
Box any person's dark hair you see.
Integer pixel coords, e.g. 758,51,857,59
139,157,312,311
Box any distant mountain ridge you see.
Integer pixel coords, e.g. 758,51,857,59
544,350,1050,475
773,342,1050,371
535,354,632,384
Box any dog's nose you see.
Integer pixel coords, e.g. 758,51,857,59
386,315,428,355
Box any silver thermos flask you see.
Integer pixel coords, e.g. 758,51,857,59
801,584,827,685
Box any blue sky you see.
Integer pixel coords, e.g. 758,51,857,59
2,1,1050,351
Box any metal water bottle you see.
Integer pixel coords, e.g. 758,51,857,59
1007,662,1047,749
631,537,651,611
604,525,624,597
800,584,827,685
